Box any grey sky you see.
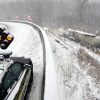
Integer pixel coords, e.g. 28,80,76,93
0,0,100,4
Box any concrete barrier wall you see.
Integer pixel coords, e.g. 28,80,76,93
66,28,100,47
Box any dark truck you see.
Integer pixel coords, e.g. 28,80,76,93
0,52,33,100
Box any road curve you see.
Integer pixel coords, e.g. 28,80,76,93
20,21,59,100
0,21,59,100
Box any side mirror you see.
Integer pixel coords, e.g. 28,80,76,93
24,64,31,69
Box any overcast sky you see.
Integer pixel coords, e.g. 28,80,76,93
0,0,100,3
0,0,25,3
89,0,100,3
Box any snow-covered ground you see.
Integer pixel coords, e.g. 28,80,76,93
0,22,43,100
1,22,100,100
47,30,100,100
0,22,59,100
40,28,59,100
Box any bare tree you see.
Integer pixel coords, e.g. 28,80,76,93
78,0,88,23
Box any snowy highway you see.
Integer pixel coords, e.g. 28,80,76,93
0,22,44,100
0,0,100,100
0,21,59,100
0,21,100,100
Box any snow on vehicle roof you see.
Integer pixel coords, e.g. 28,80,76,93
0,60,13,83
68,28,96,37
0,24,8,30
0,51,12,55
10,57,31,64
0,24,6,30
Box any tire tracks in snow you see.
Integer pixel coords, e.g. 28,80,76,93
1,20,59,100
1,21,46,100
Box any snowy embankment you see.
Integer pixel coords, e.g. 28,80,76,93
40,27,59,100
77,48,100,99
47,29,100,100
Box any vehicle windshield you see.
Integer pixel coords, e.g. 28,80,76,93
0,84,7,100
0,62,24,100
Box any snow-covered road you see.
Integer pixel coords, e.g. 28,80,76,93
1,21,100,100
0,22,43,100
0,21,59,100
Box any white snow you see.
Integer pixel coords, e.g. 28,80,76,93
0,22,43,100
0,22,60,100
40,29,59,100
47,30,100,100
1,21,99,100
68,28,96,36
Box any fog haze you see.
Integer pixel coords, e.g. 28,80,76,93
0,0,100,33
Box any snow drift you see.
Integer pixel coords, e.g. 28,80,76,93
47,28,100,100
77,48,100,99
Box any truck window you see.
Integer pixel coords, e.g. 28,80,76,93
0,62,24,99
3,72,15,90
10,63,24,79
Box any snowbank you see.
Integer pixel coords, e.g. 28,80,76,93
48,30,100,100
77,48,100,99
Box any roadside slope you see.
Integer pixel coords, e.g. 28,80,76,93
48,32,100,100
